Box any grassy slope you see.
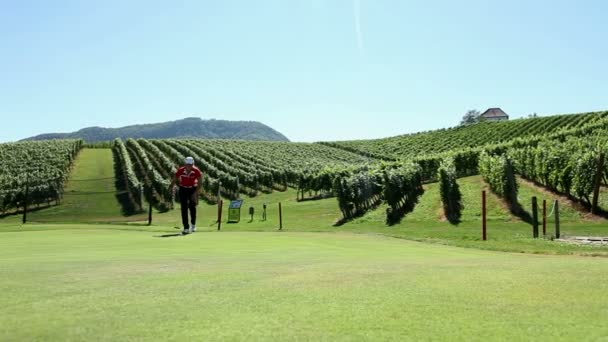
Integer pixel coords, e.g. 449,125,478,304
26,148,146,223
2,154,606,256
515,176,587,223
4,174,607,256
1,229,607,341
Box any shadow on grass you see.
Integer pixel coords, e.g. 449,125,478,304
155,233,185,238
385,188,426,226
333,199,383,227
333,218,349,227
510,202,535,225
0,208,26,219
446,209,462,226
0,202,59,219
589,207,608,219
444,200,463,226
297,193,334,202
0,211,22,219
386,198,419,226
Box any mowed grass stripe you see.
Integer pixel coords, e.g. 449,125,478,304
459,175,512,222
27,148,146,223
0,230,606,341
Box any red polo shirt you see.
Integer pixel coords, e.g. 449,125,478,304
176,166,202,187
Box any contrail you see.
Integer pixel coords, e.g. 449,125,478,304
353,0,363,55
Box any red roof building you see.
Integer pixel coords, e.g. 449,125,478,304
480,108,509,121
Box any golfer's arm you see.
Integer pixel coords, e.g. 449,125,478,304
196,175,203,194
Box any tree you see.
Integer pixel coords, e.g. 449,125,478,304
527,112,538,118
460,109,481,126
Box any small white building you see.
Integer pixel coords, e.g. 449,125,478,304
480,108,509,121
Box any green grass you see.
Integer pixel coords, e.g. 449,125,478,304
516,176,587,223
338,176,511,226
1,228,607,341
5,175,606,256
2,160,607,340
26,148,146,223
459,176,512,222
2,152,606,257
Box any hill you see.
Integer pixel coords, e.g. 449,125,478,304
321,110,608,159
23,117,290,142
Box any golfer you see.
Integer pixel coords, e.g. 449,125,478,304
172,156,203,234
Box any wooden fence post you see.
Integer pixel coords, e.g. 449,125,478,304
482,191,487,241
218,200,223,231
542,199,547,237
555,200,560,239
532,196,539,238
279,202,283,230
148,202,153,226
22,178,29,224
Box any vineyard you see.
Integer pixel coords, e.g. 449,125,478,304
2,110,608,227
0,140,82,214
508,136,607,207
112,139,375,213
322,110,608,160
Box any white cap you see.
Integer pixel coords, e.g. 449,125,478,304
185,156,195,165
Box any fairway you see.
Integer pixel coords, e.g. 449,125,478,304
1,228,607,341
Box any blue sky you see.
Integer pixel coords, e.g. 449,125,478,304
1,0,607,142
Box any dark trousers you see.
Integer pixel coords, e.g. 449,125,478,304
179,187,197,229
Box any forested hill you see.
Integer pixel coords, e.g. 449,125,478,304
23,117,290,142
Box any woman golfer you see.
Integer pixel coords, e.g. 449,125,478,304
172,156,203,235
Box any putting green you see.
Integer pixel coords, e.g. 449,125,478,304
1,227,606,341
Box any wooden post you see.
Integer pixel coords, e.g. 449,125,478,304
279,202,283,230
532,196,539,238
591,153,605,215
263,203,267,221
22,178,29,224
554,200,560,239
217,200,223,231
216,200,221,223
542,199,547,237
147,202,153,226
482,191,487,241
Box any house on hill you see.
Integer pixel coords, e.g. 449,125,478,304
480,108,509,121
